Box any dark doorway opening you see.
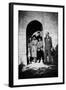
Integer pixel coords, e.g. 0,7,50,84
26,20,43,64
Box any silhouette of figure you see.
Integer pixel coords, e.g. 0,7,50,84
44,32,52,64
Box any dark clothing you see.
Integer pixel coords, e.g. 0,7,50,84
44,36,52,50
44,36,52,64
37,49,44,63
44,49,51,63
37,40,44,63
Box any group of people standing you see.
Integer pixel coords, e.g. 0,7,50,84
28,32,53,64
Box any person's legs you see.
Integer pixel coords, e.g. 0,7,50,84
41,50,44,63
44,50,47,64
30,57,33,63
34,57,37,63
37,51,39,62
48,50,51,64
38,51,41,63
37,50,41,63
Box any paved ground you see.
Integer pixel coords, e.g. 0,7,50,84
19,62,58,79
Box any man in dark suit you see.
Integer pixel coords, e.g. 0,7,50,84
44,32,52,64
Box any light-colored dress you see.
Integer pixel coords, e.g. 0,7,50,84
30,40,37,57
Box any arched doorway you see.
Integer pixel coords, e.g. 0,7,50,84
26,20,43,64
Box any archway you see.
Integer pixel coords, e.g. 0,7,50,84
26,20,43,64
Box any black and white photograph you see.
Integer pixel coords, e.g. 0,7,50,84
18,11,58,79
9,3,64,87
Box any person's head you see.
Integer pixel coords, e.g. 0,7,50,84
46,32,49,37
38,37,42,41
32,35,36,40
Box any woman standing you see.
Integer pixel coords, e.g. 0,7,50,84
30,36,38,63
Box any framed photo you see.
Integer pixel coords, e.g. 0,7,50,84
9,3,65,87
